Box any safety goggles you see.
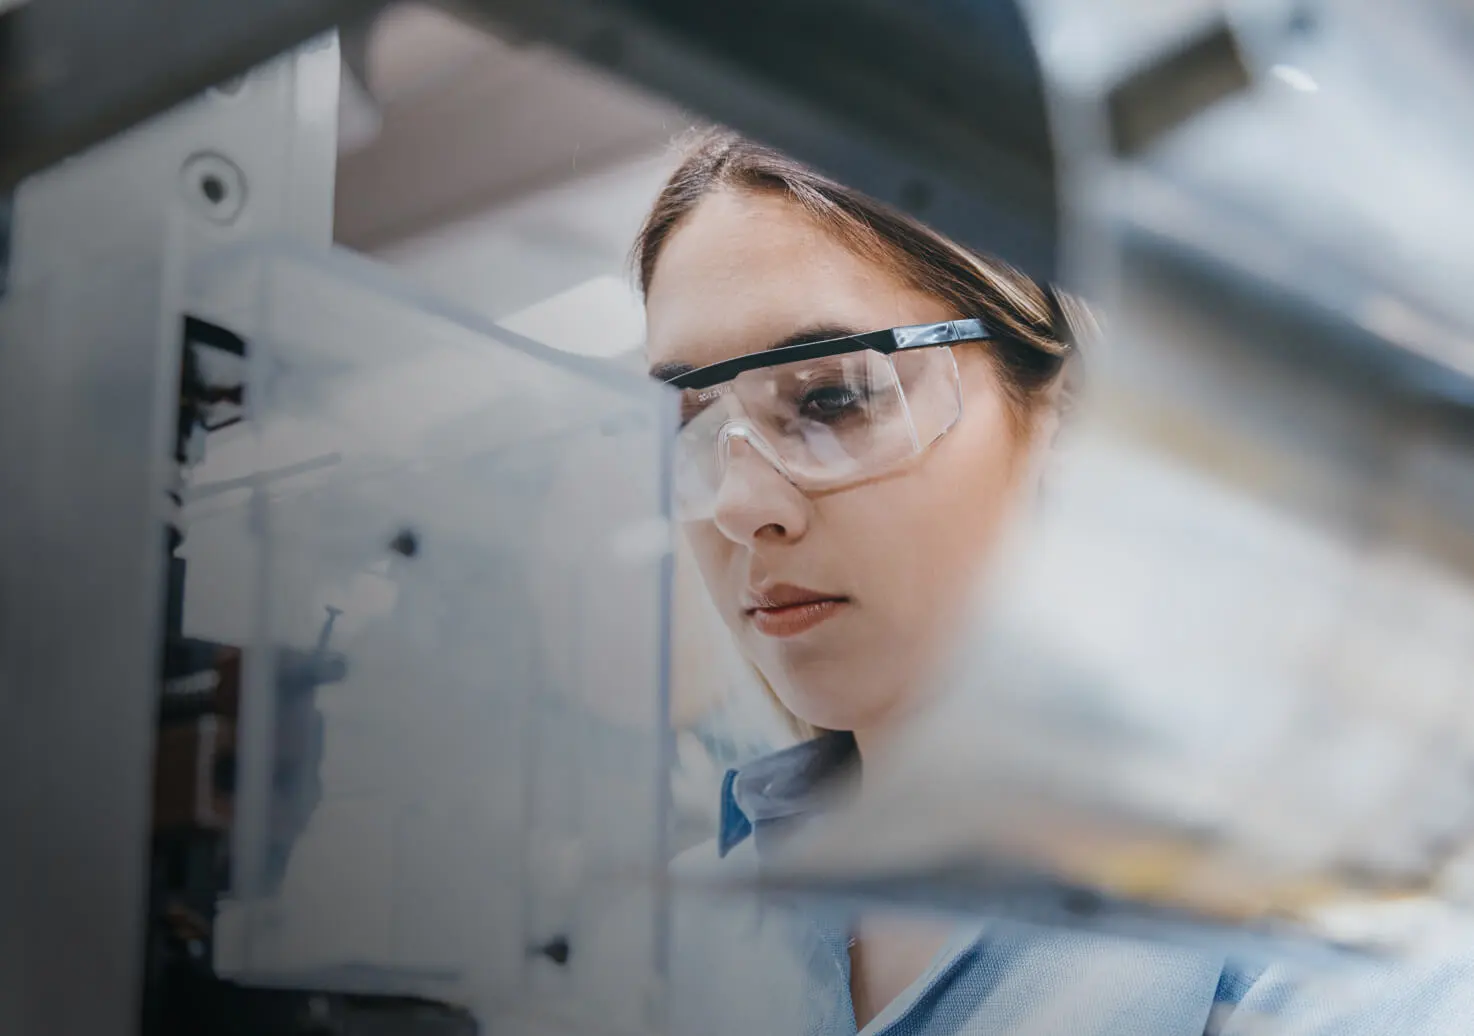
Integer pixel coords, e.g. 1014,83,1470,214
664,319,993,521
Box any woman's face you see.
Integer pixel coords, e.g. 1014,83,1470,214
646,189,1051,744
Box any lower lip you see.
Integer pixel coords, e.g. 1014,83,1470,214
747,599,848,638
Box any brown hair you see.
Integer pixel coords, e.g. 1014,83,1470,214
633,129,1084,423
638,129,1083,742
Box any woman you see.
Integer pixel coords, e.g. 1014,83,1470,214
633,131,1474,1036
635,130,1269,1036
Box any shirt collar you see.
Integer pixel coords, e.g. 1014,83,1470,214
718,731,858,857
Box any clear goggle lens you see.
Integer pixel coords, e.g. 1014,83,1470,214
673,347,962,521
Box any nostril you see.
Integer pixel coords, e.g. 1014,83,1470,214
755,522,789,541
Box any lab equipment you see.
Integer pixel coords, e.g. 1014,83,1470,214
183,237,672,1034
2,23,673,1036
12,1,1474,1034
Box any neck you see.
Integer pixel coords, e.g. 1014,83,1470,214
845,679,941,773
849,725,888,764
848,700,917,765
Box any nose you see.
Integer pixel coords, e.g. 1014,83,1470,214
710,428,811,547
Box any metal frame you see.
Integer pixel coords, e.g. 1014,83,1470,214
0,0,383,190
0,0,1060,283
0,37,341,1036
458,0,1057,282
0,236,180,1036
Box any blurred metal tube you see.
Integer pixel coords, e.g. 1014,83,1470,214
0,0,1065,281
460,0,1061,280
0,0,384,189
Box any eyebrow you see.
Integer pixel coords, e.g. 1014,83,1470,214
648,360,694,382
647,323,863,383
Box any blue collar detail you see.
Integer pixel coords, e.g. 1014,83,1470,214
716,731,858,857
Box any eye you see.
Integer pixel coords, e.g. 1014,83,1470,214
799,383,867,421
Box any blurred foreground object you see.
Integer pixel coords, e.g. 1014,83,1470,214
733,0,1474,963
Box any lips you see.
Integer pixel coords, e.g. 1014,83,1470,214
744,584,850,638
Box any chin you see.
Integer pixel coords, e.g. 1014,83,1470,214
754,643,918,737
777,675,902,739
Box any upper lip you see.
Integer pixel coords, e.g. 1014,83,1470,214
744,583,847,612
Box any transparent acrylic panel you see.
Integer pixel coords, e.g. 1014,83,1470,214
178,240,672,1033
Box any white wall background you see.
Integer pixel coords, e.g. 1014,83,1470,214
377,154,676,357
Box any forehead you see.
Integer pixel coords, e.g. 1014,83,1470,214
644,189,953,374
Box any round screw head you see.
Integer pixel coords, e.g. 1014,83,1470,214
388,527,420,558
180,152,247,225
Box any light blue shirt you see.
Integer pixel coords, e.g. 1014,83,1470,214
664,732,1474,1035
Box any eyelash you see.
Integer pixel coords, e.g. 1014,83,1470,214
676,376,871,431
800,384,865,418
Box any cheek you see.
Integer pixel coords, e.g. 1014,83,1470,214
850,396,1030,616
942,422,1032,580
